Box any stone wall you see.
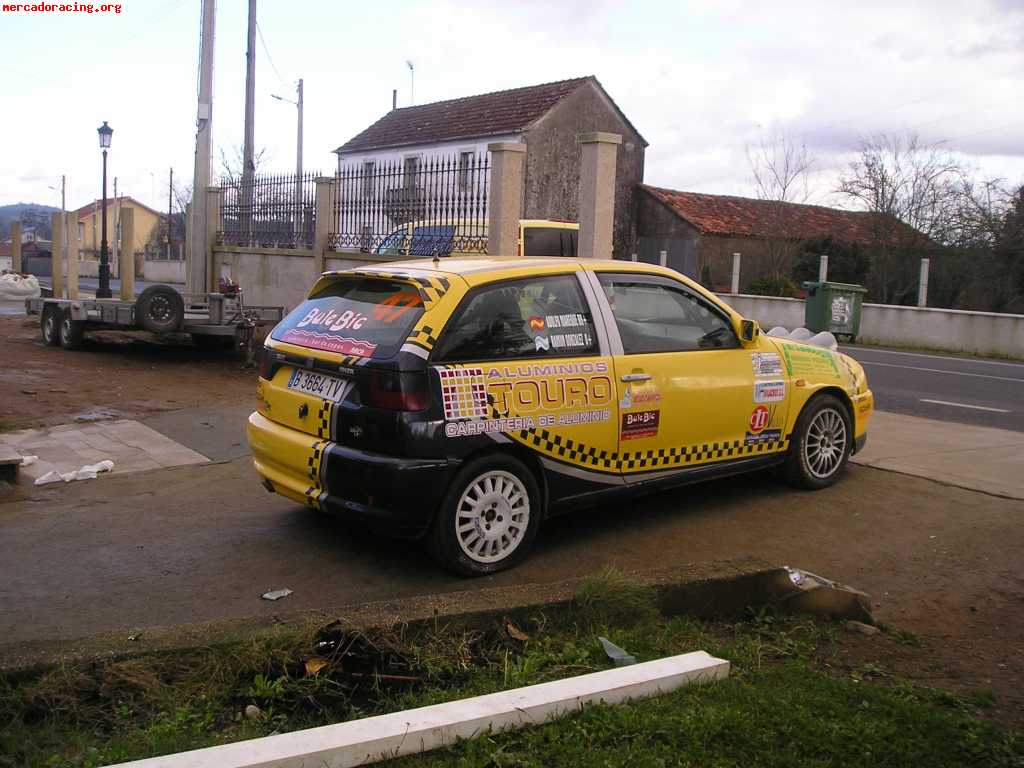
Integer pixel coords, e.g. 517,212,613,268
523,81,645,259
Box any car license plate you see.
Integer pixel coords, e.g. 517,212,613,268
287,368,351,402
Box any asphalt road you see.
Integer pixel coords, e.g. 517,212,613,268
840,346,1024,432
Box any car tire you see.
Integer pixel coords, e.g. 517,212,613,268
58,312,86,350
427,453,542,577
783,394,853,490
136,284,184,333
41,306,61,346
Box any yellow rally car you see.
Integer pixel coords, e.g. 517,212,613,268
248,258,873,576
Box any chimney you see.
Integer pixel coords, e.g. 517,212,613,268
392,89,397,110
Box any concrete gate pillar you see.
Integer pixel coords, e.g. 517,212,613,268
487,142,526,257
50,212,64,298
577,132,621,260
119,207,135,301
313,176,335,276
66,213,79,299
10,221,21,273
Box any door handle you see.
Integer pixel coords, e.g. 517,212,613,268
621,373,651,382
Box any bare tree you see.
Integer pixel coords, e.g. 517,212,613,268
836,132,965,303
217,145,268,190
746,134,816,285
747,134,815,206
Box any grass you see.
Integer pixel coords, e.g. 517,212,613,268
1,570,1020,768
0,418,20,433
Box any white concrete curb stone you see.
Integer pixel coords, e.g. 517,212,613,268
108,650,729,768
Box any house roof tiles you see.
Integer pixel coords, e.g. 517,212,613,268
335,76,645,154
641,185,919,245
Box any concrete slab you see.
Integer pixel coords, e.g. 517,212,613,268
0,420,208,485
112,650,729,768
142,404,255,462
854,410,1024,499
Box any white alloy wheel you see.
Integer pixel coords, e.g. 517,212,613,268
804,406,848,479
455,470,530,564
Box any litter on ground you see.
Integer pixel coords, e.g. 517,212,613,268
0,272,41,301
261,588,293,601
33,460,115,486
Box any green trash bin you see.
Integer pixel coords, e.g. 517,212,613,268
802,281,867,341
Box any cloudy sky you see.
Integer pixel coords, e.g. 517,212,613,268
1,0,1021,213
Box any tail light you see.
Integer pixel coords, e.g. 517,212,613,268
364,370,428,411
258,347,275,380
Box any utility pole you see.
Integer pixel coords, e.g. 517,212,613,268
168,167,174,259
406,59,414,105
272,77,304,242
241,0,257,245
188,0,216,296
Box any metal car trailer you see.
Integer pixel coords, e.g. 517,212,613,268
25,284,284,360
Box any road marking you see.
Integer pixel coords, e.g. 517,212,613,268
919,399,1011,413
843,347,1024,369
860,360,1024,383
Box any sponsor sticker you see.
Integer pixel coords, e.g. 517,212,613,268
528,316,546,331
278,329,377,357
621,409,660,440
749,405,770,434
545,313,588,328
745,428,782,445
754,380,786,403
534,336,551,351
439,367,489,421
781,344,841,378
751,352,783,377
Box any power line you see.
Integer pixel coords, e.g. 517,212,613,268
256,20,289,90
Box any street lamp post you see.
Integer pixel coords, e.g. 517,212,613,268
96,121,113,298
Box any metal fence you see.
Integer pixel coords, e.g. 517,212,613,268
328,153,489,256
217,171,318,249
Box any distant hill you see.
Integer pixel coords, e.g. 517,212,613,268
0,203,61,241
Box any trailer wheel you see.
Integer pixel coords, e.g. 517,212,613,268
59,313,86,350
41,306,62,346
136,285,184,333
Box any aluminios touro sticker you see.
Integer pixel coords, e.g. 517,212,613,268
438,361,614,437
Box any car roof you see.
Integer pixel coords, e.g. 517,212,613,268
337,256,740,320
352,256,677,281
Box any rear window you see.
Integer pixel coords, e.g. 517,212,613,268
523,226,577,257
271,277,424,359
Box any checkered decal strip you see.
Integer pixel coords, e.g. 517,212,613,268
304,439,328,509
316,401,332,439
439,367,489,420
406,324,439,351
515,428,788,473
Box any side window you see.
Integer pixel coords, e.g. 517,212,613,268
597,275,739,354
434,275,598,362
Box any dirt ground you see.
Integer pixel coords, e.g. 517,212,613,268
0,316,257,431
1,313,1021,729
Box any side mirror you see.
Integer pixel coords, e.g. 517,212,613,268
739,318,759,344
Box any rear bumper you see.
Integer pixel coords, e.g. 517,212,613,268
854,433,867,454
247,411,457,538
